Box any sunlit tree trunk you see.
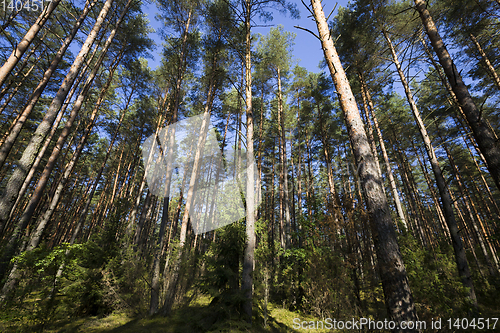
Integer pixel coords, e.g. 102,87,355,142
384,29,477,306
7,39,100,224
359,77,407,231
415,0,500,192
241,0,256,322
0,52,123,303
469,33,500,90
0,0,61,88
150,90,180,315
276,68,291,249
309,1,419,328
0,31,44,109
0,0,114,241
358,80,382,180
0,0,114,285
0,0,95,169
162,69,217,316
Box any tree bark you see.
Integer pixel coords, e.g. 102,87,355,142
358,80,382,179
359,77,407,231
440,133,499,276
150,90,179,315
0,52,123,302
384,29,477,306
309,0,419,329
162,69,218,316
0,0,61,88
6,39,101,226
241,0,256,323
0,0,95,169
413,146,450,239
415,0,500,192
0,0,114,241
469,33,500,90
4,11,123,232
0,29,44,106
276,67,291,249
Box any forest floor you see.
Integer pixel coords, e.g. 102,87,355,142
0,295,334,333
3,287,499,332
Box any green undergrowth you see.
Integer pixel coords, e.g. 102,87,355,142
0,295,335,333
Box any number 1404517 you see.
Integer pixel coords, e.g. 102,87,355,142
2,0,52,12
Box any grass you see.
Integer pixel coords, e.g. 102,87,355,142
0,295,337,333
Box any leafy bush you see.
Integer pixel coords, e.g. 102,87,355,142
197,222,246,323
399,234,472,320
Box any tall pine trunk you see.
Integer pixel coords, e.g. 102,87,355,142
162,71,217,316
469,33,500,90
0,0,114,282
309,1,419,329
383,29,477,306
359,76,407,231
0,0,95,169
241,0,256,323
0,0,61,88
277,68,291,249
414,0,500,192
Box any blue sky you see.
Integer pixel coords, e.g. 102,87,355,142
142,0,351,73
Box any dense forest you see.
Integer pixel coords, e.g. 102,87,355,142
0,0,499,332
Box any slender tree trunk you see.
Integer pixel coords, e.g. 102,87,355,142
0,53,124,302
76,104,129,244
469,33,500,90
0,30,43,108
440,134,499,276
420,35,500,218
162,71,218,316
128,8,192,239
289,129,296,236
6,51,94,223
463,135,500,218
318,103,343,229
404,151,431,247
0,0,95,169
309,1,419,328
126,114,165,237
134,190,153,247
0,0,111,286
358,81,382,179
415,0,500,192
32,71,121,254
305,132,313,221
296,94,303,231
359,77,407,230
0,0,114,241
257,90,264,222
276,68,291,249
413,146,450,239
241,0,256,323
236,66,244,182
3,15,124,234
384,29,477,306
0,0,61,88
110,145,126,205
150,89,181,315
0,60,37,125
157,12,199,314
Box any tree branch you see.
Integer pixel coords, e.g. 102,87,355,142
294,25,320,41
